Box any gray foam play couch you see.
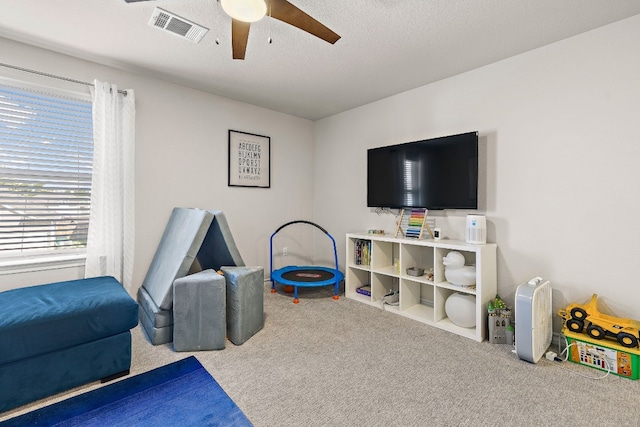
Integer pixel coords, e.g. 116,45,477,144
137,208,246,345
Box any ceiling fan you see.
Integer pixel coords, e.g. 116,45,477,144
124,0,341,60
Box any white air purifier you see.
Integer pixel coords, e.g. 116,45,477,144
466,215,486,244
515,277,553,363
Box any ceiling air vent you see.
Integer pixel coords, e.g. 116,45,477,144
148,7,208,44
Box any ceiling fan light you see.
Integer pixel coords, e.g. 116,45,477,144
221,0,267,23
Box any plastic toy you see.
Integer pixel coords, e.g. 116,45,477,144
488,295,514,344
443,251,476,287
269,220,344,303
445,292,476,328
558,294,640,348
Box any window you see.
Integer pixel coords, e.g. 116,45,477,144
0,83,93,260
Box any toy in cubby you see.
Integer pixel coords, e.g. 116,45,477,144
443,251,475,287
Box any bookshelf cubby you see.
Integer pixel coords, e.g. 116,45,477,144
345,233,497,342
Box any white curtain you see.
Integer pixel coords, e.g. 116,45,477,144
84,80,136,288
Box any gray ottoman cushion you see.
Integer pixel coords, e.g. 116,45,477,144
173,270,227,351
137,287,173,345
137,287,173,328
195,210,245,271
138,307,173,345
142,208,214,311
221,266,264,345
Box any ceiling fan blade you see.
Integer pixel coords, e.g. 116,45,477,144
123,0,154,3
270,0,340,44
231,19,251,60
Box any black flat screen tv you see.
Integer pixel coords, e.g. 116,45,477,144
367,131,478,210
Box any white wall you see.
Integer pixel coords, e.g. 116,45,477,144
2,15,639,325
313,15,640,322
0,37,315,293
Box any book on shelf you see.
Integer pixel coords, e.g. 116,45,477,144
354,239,371,266
356,285,371,297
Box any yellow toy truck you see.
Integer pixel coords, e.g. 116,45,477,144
558,294,640,349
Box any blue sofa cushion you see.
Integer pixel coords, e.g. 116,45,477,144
0,276,138,365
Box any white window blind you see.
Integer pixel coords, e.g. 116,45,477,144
0,83,93,255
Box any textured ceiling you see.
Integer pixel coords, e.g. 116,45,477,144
1,0,639,120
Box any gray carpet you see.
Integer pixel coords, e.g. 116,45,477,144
2,283,640,426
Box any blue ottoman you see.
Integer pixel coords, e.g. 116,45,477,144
0,276,138,412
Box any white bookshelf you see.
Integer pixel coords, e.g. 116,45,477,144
346,233,497,342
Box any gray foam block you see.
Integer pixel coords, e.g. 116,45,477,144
137,287,173,328
173,269,226,351
138,307,173,345
137,287,173,345
195,210,245,271
141,207,214,311
221,266,264,345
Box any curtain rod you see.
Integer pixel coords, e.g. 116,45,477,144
0,62,128,96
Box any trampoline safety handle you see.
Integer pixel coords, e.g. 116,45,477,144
271,220,329,236
269,220,340,281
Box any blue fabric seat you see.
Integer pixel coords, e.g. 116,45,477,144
0,276,138,412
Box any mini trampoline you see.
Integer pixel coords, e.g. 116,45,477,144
270,220,344,304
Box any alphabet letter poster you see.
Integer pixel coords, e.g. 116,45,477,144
228,130,270,188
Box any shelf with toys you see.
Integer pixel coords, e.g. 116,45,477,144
345,232,497,342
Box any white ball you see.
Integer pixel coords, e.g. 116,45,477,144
445,293,476,328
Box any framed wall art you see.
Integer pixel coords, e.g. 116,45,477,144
228,130,270,188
